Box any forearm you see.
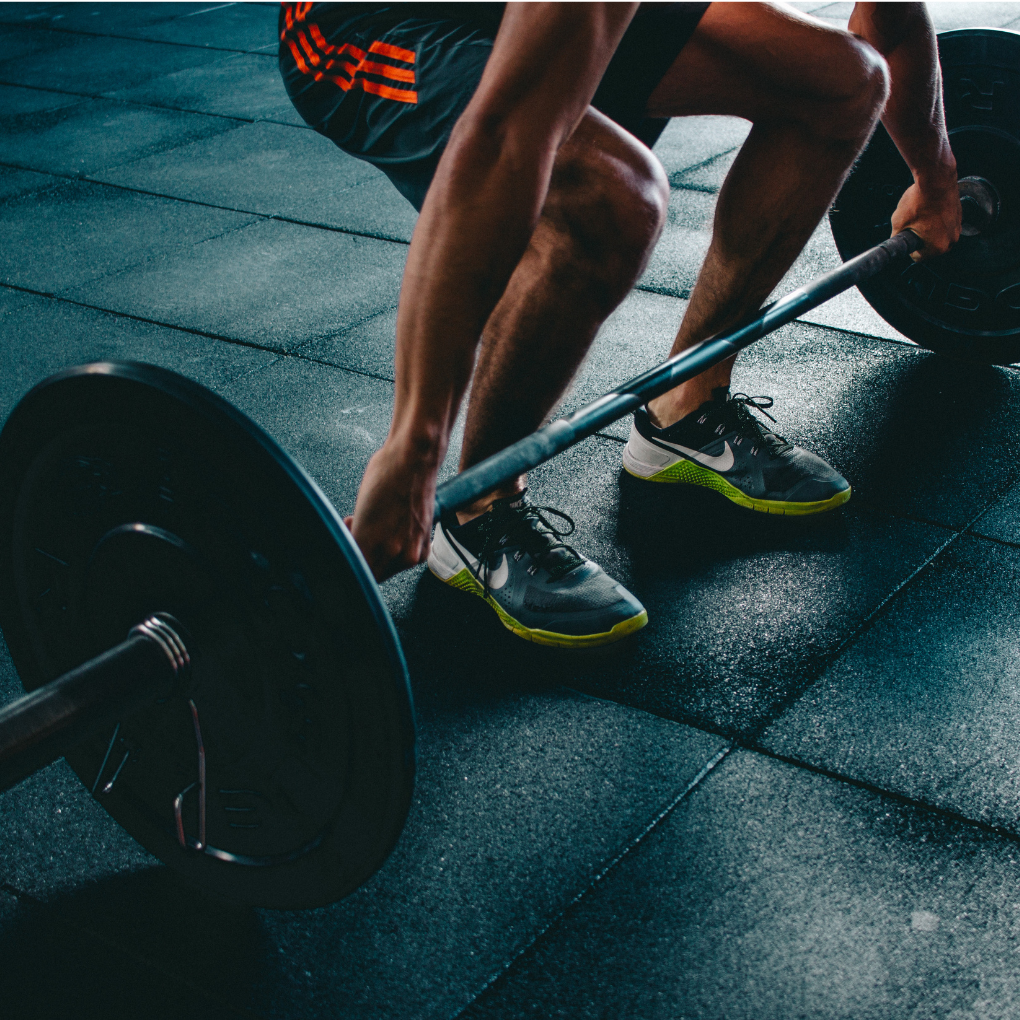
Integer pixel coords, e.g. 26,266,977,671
849,2,955,185
388,117,554,465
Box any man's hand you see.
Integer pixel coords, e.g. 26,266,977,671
891,170,961,260
347,440,438,581
850,4,961,260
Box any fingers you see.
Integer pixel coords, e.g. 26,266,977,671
890,180,961,262
348,443,437,581
358,531,430,582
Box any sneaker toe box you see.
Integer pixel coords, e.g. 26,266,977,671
767,446,849,502
522,564,646,637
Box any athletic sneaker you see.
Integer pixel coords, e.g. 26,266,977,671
622,389,851,515
427,493,647,648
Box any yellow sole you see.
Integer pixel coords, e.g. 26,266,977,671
429,566,648,648
624,460,851,516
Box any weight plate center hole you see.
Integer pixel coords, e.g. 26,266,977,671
959,176,1001,237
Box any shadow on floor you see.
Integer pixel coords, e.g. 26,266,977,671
0,868,278,1019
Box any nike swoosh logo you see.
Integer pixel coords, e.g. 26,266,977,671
448,534,511,590
653,438,734,472
485,554,510,590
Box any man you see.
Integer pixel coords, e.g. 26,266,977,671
280,3,960,647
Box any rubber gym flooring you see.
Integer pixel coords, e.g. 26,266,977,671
1,3,1020,1018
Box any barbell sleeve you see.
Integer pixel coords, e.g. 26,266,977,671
434,229,923,520
0,615,188,794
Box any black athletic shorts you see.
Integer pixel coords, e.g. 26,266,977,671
279,2,710,210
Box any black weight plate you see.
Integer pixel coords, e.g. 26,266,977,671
0,363,415,909
830,29,1020,364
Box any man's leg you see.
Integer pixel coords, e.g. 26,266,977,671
619,3,889,513
645,2,890,425
424,110,667,647
453,110,669,522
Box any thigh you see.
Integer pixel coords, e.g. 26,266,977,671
645,1,870,121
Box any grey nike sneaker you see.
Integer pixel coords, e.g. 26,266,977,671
427,493,647,648
622,388,850,515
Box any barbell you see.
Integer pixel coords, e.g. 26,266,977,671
0,27,1016,910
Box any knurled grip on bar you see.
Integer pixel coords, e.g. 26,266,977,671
433,229,922,521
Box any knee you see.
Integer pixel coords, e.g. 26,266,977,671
841,35,890,132
810,34,890,142
545,129,669,304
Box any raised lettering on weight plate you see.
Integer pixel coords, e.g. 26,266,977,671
944,284,985,313
995,283,1020,312
219,789,264,829
900,262,940,303
958,76,1003,112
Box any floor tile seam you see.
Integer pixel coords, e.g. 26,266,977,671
851,501,973,532
968,530,1020,551
794,314,917,346
272,348,398,386
98,81,313,131
0,279,403,389
635,282,692,300
69,173,414,248
0,879,260,1016
0,20,272,57
50,209,267,294
0,76,99,101
740,741,1020,846
449,742,735,1020
0,173,65,205
562,679,761,743
0,76,290,131
295,300,402,351
670,181,719,195
0,279,292,357
0,76,263,129
97,93,263,126
666,145,739,189
631,282,913,349
744,492,1007,744
558,683,735,743
0,159,304,239
965,469,1020,529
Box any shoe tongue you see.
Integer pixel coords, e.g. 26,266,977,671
510,495,584,578
544,550,583,579
762,430,792,454
485,489,527,512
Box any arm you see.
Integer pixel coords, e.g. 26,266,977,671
351,2,638,580
849,2,960,259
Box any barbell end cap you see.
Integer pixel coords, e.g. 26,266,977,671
895,229,925,256
128,613,191,697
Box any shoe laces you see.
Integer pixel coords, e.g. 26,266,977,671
476,499,583,592
726,393,792,456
